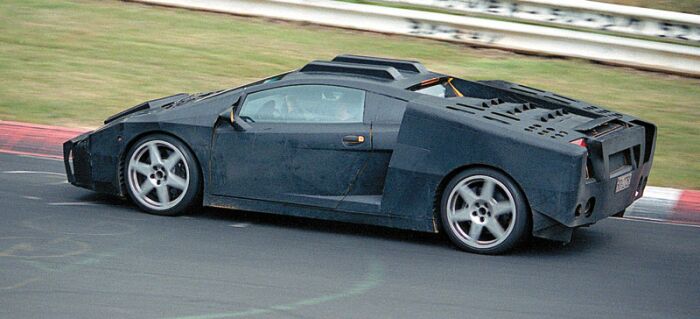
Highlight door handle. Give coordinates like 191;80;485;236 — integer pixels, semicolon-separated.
342;135;365;145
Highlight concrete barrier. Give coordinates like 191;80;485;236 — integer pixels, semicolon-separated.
380;0;700;43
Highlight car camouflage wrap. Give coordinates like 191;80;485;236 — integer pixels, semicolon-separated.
64;55;656;245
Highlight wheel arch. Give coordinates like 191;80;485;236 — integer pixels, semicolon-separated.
118;130;204;198
433;163;532;233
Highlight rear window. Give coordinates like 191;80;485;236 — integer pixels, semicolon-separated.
410;78;462;98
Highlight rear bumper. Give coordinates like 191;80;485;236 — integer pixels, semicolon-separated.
532;120;656;241
573;123;654;225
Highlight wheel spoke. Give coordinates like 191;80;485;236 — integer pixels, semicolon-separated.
492;201;513;217
148;143;162;165
167;174;187;190
457;186;479;204
468;223;483;240
452;208;470;223
156;186;169;204
163;152;182;171
138;180;155;197
485;219;506;238
131;161;151;176
480;179;495;200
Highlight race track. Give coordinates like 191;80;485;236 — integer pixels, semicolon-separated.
0;153;698;319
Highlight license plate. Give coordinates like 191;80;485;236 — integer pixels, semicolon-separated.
615;172;632;193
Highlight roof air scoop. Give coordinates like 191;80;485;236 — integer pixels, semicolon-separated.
299;60;403;81
332;54;428;74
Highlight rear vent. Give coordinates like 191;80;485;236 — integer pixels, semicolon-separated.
512;84;546;95
546;95;572;105
456;102;488;112
576;118;627;137
446;105;476;114
524;124;568;139
537;109;569;123
483;116;510;125
492;102;534;115
609;149;632;176
631;120;656;163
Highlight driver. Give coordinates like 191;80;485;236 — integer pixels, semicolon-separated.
282;94;309;121
335;97;361;122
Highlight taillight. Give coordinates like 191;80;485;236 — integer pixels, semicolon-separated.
570;138;587;148
570;138;593;179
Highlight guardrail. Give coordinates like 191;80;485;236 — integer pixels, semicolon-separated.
132;0;700;76
381;0;700;43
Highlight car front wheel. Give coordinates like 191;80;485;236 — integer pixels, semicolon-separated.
440;168;529;254
124;134;201;216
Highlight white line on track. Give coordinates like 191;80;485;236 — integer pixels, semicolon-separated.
18;154;63;162
616;216;700;228
47;202;101;206
45;180;69;185
2;170;64;176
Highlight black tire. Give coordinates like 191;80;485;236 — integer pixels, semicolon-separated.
439;167;530;254
123;134;201;216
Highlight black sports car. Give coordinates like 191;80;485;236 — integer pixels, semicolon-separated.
64;55;656;254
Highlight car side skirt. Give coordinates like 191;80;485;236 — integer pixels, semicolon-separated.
204;194;438;233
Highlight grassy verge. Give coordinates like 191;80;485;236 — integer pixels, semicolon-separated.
0;0;698;189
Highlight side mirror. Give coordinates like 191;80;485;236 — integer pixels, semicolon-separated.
218;107;235;126
218;107;251;131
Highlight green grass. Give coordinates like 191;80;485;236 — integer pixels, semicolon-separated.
0;0;698;189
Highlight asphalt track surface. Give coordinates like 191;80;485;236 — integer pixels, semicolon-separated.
0;153;698;319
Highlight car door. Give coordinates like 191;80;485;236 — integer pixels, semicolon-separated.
335;92;407;213
209;84;372;209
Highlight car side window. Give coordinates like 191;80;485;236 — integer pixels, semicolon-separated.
239;85;365;123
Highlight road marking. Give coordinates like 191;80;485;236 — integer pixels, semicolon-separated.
0;149;63;160
45;180;69;185
166;259;384;319
0;237;91;259
0;276;41;290
20;216;139;236
228;223;250;228
2;170;64;176
22;196;41;200
18;154;63;162
617;216;700;228
47;202;100;206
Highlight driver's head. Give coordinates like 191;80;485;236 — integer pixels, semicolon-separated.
284;95;297;112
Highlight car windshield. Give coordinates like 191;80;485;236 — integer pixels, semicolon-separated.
196;72;291;102
410;78;462;98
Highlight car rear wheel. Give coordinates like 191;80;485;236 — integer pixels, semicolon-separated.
440;168;529;254
124;134;200;216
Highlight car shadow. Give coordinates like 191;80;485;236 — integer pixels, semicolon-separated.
189;205;606;257
77;193;607;257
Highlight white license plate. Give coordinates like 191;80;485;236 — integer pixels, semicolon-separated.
615;172;632;193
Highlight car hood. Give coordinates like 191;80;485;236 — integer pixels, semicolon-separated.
103;93;190;125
